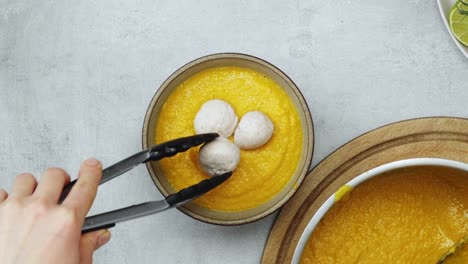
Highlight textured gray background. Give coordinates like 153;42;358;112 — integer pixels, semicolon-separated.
1;0;467;263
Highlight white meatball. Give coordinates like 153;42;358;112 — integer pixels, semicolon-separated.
234;111;274;150
198;137;240;176
194;99;238;138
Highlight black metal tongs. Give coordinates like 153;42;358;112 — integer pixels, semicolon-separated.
59;133;232;233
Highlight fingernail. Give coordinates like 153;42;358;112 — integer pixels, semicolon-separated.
97;230;111;248
85;157;100;166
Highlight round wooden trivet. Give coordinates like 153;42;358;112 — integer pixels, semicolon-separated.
261;117;468;264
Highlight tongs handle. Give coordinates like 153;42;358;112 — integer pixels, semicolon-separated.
81;172;232;233
59;133;218;202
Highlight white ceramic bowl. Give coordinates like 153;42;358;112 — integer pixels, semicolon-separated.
292;158;468;263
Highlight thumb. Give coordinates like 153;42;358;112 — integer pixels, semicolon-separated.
79;229;111;264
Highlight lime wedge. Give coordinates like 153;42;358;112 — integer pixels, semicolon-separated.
459;0;468;7
450;1;468;46
456;1;468;15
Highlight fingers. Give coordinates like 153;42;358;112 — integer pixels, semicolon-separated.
0;189;7;202
34;168;71;203
11;173;37;198
79;229;111;264
63;158;102;220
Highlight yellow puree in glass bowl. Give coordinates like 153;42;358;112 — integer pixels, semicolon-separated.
301;166;468;263
155;66;303;211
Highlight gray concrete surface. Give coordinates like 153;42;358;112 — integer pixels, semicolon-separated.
1;0;467;263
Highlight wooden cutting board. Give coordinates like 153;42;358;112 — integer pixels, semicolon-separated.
261;117;468;264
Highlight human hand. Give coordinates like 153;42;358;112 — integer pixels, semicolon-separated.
0;158;111;264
